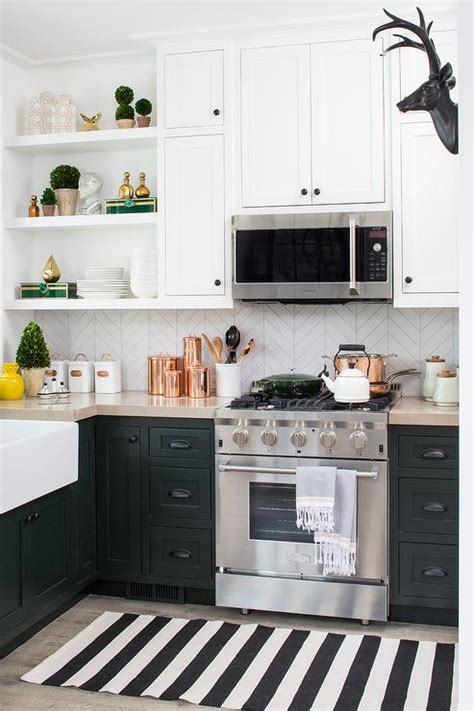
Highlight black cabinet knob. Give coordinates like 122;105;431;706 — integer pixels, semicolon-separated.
24;514;33;524
129;436;138;444
405;276;413;284
33;512;39;521
313;188;321;195
213;108;220;116
300;188;308;196
214;279;221;286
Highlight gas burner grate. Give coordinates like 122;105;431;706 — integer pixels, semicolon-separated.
228;390;394;412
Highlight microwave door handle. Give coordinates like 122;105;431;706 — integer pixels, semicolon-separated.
349;218;359;296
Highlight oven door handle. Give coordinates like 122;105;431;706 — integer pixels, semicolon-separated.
218;463;377;480
349;217;360;296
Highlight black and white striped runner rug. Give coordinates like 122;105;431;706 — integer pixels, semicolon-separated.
21;611;457;710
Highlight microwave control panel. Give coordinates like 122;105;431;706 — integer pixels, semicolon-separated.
357;227;388;282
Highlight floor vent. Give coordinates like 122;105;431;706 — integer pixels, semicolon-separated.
126;582;184;603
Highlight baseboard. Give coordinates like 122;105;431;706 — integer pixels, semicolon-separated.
390;604;458;627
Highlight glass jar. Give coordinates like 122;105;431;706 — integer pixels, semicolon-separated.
0;363;24;400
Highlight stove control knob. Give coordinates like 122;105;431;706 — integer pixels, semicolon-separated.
261;429;278;447
350;431;368;451
290;430;307;448
319;429;337;449
232;428;249;446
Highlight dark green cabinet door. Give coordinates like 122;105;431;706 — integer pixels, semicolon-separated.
0;506;29;640
28;488;74;616
96;424;141;575
77;420;97;586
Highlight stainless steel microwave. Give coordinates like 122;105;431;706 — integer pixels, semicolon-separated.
232;211;392;303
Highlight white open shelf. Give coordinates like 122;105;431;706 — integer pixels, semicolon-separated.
3;298;163;311
4;213;158;231
4;126;157;155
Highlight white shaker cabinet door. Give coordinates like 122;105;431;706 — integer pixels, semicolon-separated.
400;122;458;295
165;50;224;128
165;135;225;296
240;44;312;207
311;39;385;204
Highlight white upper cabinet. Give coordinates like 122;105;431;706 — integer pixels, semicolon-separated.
165;50;224;128
400;122;458;297
311;39;385;204
240;44;312;207
165;134;225;296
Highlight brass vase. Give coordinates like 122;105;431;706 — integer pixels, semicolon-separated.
21;367;46;397
55;188;78;216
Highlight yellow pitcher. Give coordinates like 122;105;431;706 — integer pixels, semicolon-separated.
0;363;25;400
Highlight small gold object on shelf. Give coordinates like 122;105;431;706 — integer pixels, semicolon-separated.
135;171;150;198
118;171;134;199
42;254;61;283
28;195;39;218
79;112;102;131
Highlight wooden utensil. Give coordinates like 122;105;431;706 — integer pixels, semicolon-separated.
201;333;220;363
237;338;255;364
212;336;224;364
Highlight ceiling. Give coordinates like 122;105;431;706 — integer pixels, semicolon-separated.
0;0;456;63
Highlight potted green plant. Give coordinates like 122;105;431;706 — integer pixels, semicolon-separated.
50;164;81;216
135;98;152;127
115;85;135;128
16;321;51;397
40;187;57;216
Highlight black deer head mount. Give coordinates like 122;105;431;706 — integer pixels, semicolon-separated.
373;7;458;154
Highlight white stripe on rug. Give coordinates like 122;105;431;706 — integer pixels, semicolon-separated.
222;627;291;709
99;618;188;694
266;631;328;710
141;620;224;699
356;637;401;710
180;623;259;705
21;611;123;684
310;633;363;709
404;640;437;710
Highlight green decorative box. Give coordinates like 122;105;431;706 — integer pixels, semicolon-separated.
104;197;157;214
20;282;77;299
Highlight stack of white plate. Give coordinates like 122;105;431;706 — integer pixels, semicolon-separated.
78;266;129;299
130;249;157;298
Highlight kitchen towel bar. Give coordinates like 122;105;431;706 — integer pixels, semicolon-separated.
218;463;377;479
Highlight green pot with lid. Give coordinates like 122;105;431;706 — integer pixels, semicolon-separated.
256;369;324;399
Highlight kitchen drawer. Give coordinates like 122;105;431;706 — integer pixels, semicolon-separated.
398;434;458;471
148;465;212;521
149;527;212;581
399;542;458;600
398;478;458;535
148;427;211;461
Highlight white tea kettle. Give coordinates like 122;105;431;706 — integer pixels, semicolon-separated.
321;363;370;403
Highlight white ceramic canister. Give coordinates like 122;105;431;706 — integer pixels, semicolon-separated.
45;357;68;389
94;354;122;394
422;355;446;401
67;353;95;393
433;370;459;407
215;363;242;398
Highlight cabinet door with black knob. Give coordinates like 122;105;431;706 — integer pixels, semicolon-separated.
149;526;213;583
0;505;29;640
96;424;141;575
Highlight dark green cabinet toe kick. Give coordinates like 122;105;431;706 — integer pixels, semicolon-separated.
389;425;459;626
1;417;458;652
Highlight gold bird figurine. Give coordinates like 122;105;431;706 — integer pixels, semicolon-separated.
80;112;102;131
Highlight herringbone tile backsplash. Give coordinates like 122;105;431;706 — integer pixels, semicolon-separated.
35;304;459;396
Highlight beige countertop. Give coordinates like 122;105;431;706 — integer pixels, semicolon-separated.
388;396;459;427
0;391;231;422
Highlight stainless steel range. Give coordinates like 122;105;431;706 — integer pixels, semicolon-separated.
215;392;393;623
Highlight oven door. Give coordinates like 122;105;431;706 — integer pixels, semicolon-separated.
216;454;387;582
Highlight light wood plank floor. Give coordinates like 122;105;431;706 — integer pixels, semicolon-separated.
0;594;458;710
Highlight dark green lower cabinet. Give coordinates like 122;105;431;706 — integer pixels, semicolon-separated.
0;507;29;639
149;527;213;582
76;420;97;587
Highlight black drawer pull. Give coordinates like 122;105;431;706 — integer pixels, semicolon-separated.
129;436;138;444
169;548;192;559
169;440;192;449
422;566;448;578
421;501;448;513
420;449;448;460
169;488;192;499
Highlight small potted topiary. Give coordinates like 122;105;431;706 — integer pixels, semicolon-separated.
40;187;57;216
50;164;81;216
115;85;135;128
135;98;152;127
16;321;51;397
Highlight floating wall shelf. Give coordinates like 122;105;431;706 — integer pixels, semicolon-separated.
4;213;158;231
3;298;163;311
5;126;157;155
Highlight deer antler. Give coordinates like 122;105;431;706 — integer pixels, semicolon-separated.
373;7;441;77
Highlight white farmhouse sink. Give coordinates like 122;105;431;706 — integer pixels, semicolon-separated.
0;420;78;514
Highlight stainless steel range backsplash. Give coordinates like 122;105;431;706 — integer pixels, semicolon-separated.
34;304;459;396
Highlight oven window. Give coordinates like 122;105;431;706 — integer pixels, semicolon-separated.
235;228;350;283
249;483;313;543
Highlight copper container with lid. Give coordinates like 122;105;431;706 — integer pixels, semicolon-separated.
148;354;178;395
187;363;211;398
182;336;202;395
164;369;182;398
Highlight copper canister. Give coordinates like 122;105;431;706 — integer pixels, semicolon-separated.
148;355;178;395
182;336;202;395
164;369;182;398
187;364;211;398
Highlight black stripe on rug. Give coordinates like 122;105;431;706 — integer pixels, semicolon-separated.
381;639;419;711
333;634;382;710
427;643;456;711
288;633;345;710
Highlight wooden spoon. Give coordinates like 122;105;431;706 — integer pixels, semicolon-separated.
211;336;224;364
201;333;220;363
